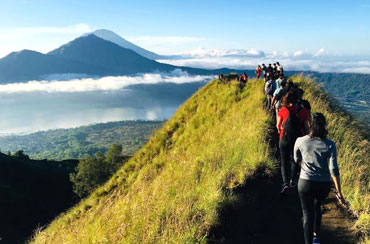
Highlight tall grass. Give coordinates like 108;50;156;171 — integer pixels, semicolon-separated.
292;75;370;243
29;79;275;244
30;75;368;244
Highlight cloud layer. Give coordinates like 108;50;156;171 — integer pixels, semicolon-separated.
158;48;370;74
0;70;214;94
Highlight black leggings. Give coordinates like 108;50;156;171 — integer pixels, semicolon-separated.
298;179;331;244
279;139;299;186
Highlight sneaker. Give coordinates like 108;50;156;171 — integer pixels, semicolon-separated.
280;185;290;195
313;237;320;244
290;180;297;188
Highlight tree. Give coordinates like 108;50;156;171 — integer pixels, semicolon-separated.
70;144;126;198
105;144;124;175
14;150;29;159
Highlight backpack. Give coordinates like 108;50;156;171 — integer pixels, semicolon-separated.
282;107;302;143
299;99;311;111
265;80;274;96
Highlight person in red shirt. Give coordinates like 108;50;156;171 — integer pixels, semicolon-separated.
255;65;262;80
276;91;310;194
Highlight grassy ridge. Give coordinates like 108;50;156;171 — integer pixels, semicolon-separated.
293;75;370;243
30;79;275;243
30;75;369;243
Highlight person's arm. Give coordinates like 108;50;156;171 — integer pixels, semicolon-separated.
302;109;310;135
303;119;310;135
332;175;345;204
271;96;276;109
293;138;302;164
328;141;345;204
276;114;282;133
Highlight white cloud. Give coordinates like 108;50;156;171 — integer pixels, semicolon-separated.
127;36;205;44
293;50;304;57
0;70;214;94
171;47;265;58
157;50;370;74
315;48;326;56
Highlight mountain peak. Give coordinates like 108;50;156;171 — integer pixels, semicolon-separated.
88;29;163;60
2;49;43;61
92;29;121;37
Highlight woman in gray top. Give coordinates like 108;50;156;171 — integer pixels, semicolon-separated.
294;113;345;244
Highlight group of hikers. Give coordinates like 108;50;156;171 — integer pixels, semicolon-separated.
256;62;284;80
218;72;249;87
219;63;346;244
259;62;345;244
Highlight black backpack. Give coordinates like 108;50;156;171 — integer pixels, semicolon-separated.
282;107;302;143
299;99;311;111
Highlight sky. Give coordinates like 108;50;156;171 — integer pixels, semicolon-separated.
0;0;370;72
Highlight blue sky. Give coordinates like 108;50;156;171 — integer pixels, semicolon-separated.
1;0;369;54
0;0;369;73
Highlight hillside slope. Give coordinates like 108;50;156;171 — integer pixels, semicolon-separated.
29;76;369;243
292;75;370;243
29;78;274;243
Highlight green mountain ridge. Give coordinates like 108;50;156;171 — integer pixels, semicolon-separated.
0;120;164;160
28;75;369;243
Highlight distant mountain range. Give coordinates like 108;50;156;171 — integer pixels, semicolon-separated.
0;30;249;83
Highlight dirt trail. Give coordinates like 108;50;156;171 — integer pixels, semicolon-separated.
208;120;358;244
208;174;358;244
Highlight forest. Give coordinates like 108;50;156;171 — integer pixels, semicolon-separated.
0;120;163;160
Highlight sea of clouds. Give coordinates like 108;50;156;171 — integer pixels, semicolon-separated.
159;48;370;74
0;69;215;94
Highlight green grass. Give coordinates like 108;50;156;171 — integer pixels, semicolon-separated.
29;78;275;244
292;74;370;243
29;75;369;244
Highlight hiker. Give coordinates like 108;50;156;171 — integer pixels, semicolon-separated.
271;80;287;116
273;63;278;79
267;64;273;78
239;72;248;87
277;62;284;75
255;65;262;80
271;80;294;111
275;74;285;89
294;113;345;244
264;77;276;110
218;73;225;83
262;63;267;79
297;88;311;115
276;92;310;194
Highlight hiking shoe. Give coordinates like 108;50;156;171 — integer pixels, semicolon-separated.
280;185;290;195
313;237;320;244
290;180;297;188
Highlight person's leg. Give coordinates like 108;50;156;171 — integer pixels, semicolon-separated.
267;95;272;109
290;144;300;185
279;139;290;187
313;182;331;237
298;179;315;244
